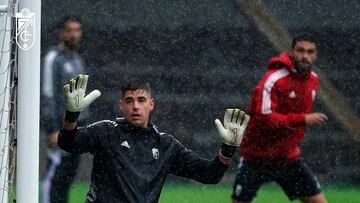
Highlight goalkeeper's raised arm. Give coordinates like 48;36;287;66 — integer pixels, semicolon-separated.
62;74;101;129
58;75;250;203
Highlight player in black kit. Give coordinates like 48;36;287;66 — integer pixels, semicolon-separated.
58;74;250;203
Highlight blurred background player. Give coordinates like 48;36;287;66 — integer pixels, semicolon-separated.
232;34;328;203
40;16;88;203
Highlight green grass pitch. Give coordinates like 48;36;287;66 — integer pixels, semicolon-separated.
69;182;360;203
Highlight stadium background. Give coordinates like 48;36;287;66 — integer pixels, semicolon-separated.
40;0;360;188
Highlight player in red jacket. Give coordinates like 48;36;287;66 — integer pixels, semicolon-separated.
232;34;328;203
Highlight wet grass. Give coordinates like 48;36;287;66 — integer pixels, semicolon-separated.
69;182;360;203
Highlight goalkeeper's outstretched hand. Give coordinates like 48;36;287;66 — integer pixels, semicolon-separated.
215;109;250;147
63;74;101;122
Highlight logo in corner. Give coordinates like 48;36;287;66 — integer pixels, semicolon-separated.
15;8;35;51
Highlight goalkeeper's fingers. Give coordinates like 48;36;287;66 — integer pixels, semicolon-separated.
64;84;70;96
75;74;83;90
83;90;101;106
241;114;250;127
215;119;227;135
80;74;89;89
73;74;89;90
226;109;245;124
223;109;234;124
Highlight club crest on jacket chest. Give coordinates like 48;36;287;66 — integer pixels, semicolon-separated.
152;148;160;160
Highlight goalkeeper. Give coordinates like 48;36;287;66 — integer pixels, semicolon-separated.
58;75;250;203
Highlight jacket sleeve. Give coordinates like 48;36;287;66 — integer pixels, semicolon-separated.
169;139;229;184
58;121;112;154
249;80;305;129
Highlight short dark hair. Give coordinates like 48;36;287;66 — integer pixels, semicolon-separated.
121;79;151;97
56;15;82;31
291;33;316;49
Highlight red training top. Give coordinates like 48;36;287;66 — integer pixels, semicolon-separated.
240;52;318;163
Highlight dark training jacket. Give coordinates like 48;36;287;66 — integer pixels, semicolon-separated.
58;118;229;203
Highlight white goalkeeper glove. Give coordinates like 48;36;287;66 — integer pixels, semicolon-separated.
215;109;250;147
63;74;101;122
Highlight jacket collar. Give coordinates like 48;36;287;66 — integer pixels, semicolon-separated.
267;52;311;79
115;117;159;135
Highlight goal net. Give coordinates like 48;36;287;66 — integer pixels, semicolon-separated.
0;1;18;203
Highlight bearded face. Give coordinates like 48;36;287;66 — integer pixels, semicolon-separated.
60;21;82;51
290;41;317;73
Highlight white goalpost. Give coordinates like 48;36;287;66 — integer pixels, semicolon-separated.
0;2;13;202
16;0;41;202
0;0;40;202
